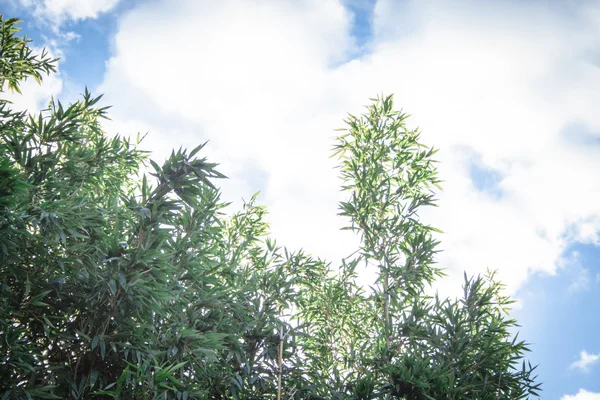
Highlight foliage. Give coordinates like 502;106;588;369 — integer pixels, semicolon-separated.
0;14;541;399
0;15;57;94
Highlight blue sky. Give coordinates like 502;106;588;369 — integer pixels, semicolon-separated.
2;0;600;398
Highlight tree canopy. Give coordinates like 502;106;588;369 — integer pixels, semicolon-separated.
0;14;541;399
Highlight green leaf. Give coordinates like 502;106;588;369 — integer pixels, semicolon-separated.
108;279;117;295
99;340;106;360
150;159;161;173
91;336;100;350
90;370;99;388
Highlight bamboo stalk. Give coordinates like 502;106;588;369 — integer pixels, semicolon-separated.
277;326;284;400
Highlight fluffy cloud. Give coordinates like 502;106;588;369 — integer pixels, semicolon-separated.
18;0;120;26
99;0;600;296
562;389;600;400
568;266;592;293
571;350;600;372
100;0;360;263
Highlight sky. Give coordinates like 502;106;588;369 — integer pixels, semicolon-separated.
1;0;600;398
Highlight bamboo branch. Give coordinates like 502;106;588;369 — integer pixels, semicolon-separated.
277;326;284;400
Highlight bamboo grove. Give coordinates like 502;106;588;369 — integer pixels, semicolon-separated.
0;15;541;399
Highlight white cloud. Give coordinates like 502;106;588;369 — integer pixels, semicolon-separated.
568;267;591;293
98;0;600;297
571;350;600;372
99;0;360;263
562;389;600;400
18;0;120;26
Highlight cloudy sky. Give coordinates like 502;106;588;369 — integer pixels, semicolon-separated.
2;0;600;397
